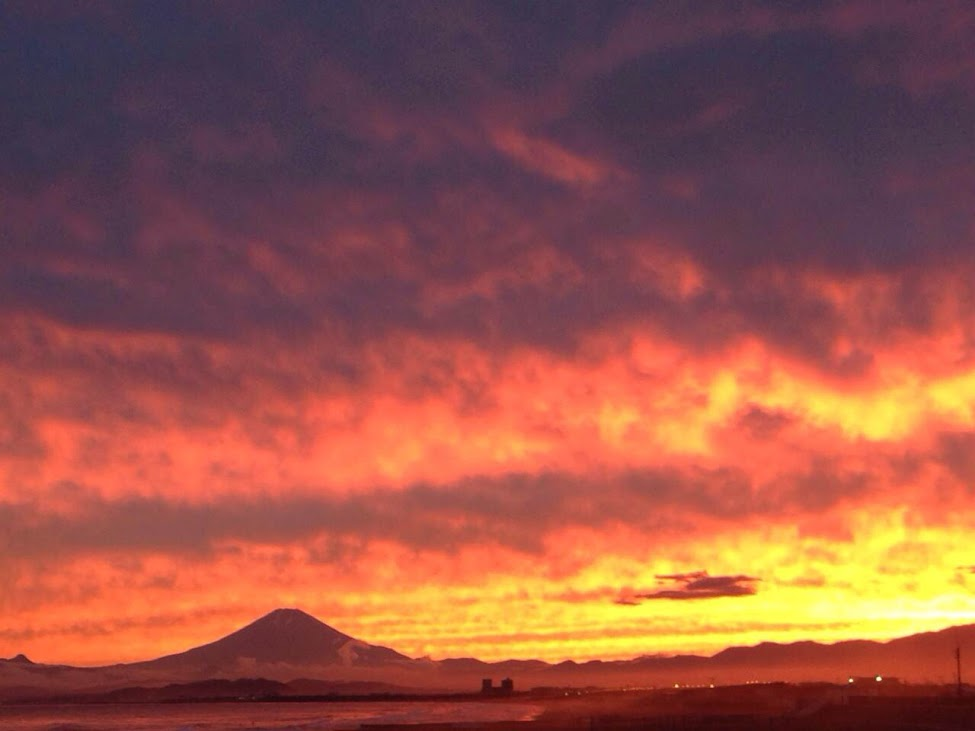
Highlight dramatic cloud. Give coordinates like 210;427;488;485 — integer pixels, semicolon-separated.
2;0;975;665
634;573;760;601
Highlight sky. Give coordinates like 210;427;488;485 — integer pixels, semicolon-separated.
2;0;975;668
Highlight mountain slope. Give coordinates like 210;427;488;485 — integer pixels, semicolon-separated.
141;608;410;672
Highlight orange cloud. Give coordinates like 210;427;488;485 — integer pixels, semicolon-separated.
4;0;975;671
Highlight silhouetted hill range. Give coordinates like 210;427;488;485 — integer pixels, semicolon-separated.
2;608;973;700
28;676;419;704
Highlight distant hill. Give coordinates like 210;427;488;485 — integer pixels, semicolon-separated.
3;608;974;700
32;676;420;704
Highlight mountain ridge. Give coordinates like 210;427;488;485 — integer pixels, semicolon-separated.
133;608;411;672
3;609;974;699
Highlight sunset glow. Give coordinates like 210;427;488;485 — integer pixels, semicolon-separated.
2;1;975;668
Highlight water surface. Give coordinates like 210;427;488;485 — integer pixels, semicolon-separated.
0;699;543;731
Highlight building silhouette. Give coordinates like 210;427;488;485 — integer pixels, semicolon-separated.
480;677;514;696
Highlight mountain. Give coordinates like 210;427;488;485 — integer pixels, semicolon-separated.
698;623;975;683
0;609;421;700
135;608;411;677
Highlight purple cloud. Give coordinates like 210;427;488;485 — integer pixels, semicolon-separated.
633;572;760;601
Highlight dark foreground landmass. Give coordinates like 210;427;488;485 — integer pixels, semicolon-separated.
361;684;975;731
12;682;975;730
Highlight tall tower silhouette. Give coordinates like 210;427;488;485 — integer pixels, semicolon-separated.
957;645;963;698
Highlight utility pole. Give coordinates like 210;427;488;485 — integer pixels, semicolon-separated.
957;644;963;698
